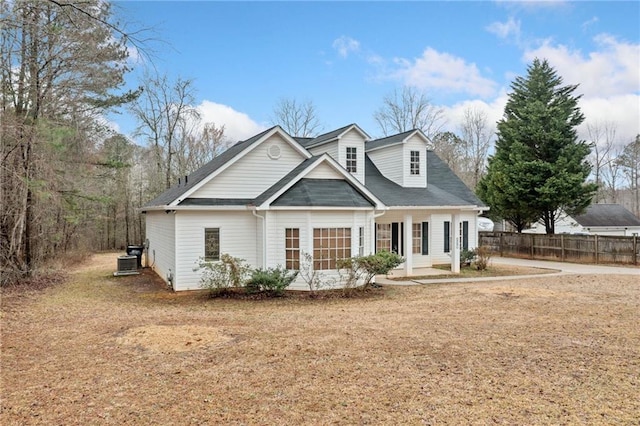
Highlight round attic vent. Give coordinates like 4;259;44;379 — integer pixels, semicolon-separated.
267;144;281;159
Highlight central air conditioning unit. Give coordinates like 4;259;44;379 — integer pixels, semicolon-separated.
114;255;140;276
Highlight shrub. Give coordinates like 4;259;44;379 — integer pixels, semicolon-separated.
247;267;298;296
352;250;404;289
195;254;251;296
460;249;476;267
472;246;492;271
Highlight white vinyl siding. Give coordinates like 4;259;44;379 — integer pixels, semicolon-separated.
145;211;176;288
173;211;257;291
190;134;306;199
367;145;403;186
305;162;344;179
309;141;339;161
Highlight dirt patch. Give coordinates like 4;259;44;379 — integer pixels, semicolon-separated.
117;325;233;353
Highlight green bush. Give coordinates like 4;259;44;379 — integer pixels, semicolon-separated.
352;250;404;289
247;267;297;296
195;254;251;296
460;249;476;267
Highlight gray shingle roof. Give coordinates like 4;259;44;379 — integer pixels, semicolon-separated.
365;129;417;151
574;204;640;227
364;151;485;207
143;126;276;207
272;179;375;207
298;123;357;148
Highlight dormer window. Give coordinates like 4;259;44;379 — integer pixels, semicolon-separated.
346;147;357;173
410;150;420;175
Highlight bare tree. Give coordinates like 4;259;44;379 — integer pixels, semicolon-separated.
459;106;493;189
619;135;640;216
129;72;199;192
174;121;231;173
270;98;322;137
587;120;617;202
600;145;625;203
373;86;445;139
431;131;465;177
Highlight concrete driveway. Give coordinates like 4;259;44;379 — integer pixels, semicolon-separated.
379;256;639;286
492;256;640;276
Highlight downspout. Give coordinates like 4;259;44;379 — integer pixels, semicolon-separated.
251;208;266;268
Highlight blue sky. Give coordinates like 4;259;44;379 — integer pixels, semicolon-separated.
111;1;640;145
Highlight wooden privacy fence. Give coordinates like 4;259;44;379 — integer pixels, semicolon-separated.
479;232;640;265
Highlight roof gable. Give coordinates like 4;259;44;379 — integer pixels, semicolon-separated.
254;153;383;209
143;126;311;208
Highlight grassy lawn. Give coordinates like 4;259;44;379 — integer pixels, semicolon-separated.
2;253;638;424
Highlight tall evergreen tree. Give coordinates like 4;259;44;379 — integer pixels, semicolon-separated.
478;59;597;234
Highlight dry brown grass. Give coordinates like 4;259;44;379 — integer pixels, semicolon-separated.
2;253;638;425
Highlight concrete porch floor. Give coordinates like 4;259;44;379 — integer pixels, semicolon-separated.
375;267;452;286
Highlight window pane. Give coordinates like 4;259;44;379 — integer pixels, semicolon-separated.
204;228;220;261
312;227;352;270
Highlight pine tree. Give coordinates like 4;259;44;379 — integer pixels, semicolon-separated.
478;59;597;234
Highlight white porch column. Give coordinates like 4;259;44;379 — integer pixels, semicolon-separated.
451;213;461;273
404;214;413;276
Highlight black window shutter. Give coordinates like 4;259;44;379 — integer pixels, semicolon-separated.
462;221;469;251
444;221;450;253
421;222;429;255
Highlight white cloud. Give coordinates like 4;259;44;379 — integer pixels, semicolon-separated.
581;16;599;31
390;48;498;98
440;94;508;136
522;34;640;141
524;34;640;97
486;17;521;41
578;94;640;143
332;36;360;58
196;100;265;142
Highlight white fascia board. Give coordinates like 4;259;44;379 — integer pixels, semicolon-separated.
169;127;312;206
257;153;386;210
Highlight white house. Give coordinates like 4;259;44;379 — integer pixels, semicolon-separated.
142;124;487;291
523;204;640;236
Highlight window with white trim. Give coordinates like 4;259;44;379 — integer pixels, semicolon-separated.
412;223;421;254
346;147;357;173
285;228;300;270
376;223;391;252
410;150;420;175
204;228;220;261
358;227;365;256
313;228;351;270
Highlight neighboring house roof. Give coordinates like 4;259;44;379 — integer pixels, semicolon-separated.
574;204;640;227
364;152;485;208
365;129;428;152
271;179;375;207
299;123;370;149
